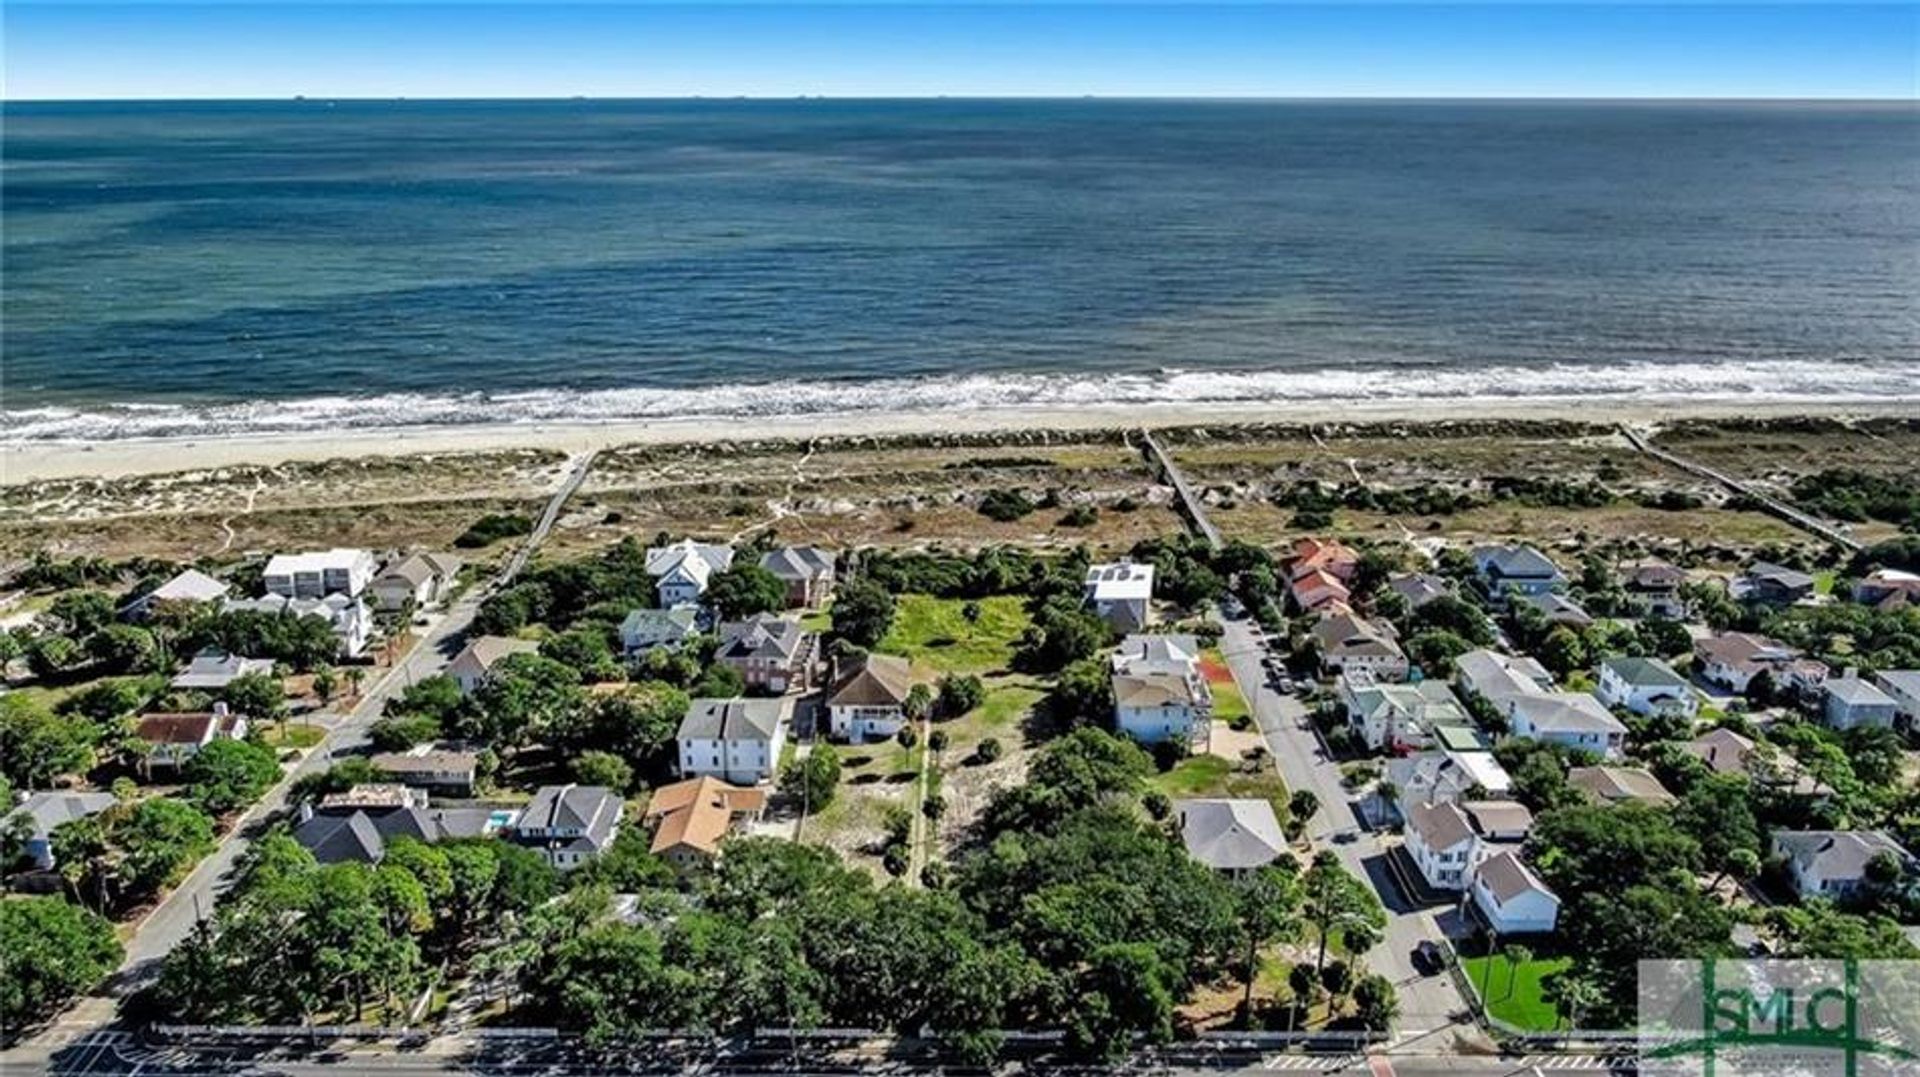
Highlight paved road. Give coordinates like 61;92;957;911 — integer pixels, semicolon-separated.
1215;615;1475;1045
21;1030;1640;1077
3;454;600;1073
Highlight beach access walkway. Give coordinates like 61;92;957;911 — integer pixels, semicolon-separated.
1140;428;1222;551
1620;424;1861;552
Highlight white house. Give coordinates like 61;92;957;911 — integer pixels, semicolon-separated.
1595;655;1698;720
1174;798;1288;876
508;784;623;871
1771;830;1913;903
1504;692;1627;758
645;540;734;608
1693;633;1827;694
222;592;372;658
1453;649;1554;703
1823;675;1899;732
1404;801;1479;890
133;705;250;773
1382;751;1513;823
369;552;462;612
1311;612;1408;680
1084;561;1154;632
124;568;230;620
1113;671;1206;747
676;697;792;786
263;548;378;599
4;792;119;870
826;654;914;742
447;635;540;695
170;650;276;691
1404;799;1535;892
1470;851;1560;935
1111;634;1213;723
1340;674;1472;753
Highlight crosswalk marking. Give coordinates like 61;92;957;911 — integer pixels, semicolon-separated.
1261;1054;1362;1070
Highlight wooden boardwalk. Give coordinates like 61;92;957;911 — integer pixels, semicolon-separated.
1619;426;1860;552
1139;429;1222;551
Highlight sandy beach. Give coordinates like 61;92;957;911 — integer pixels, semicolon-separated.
8;396;1919;484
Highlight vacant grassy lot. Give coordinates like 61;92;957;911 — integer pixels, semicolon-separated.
1152;753;1289;818
877;594;1030;676
1460;954;1572;1031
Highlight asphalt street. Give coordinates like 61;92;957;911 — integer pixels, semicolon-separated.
1214;615;1477;1044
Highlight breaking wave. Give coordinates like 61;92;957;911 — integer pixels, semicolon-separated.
5;358;1918;443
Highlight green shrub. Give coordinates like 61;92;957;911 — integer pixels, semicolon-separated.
454;513;533;548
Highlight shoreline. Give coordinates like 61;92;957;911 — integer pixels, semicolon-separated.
7;396;1920;484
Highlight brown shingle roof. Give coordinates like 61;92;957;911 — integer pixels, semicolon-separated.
828;653;914;708
134;712;220;745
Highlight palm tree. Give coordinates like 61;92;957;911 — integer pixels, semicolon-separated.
1374;780;1399;826
1500;943;1533;1002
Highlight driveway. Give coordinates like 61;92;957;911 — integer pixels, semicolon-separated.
1215;615;1474;1042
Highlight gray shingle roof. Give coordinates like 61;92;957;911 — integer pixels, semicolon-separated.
678;698;791;742
1175;799;1287;871
1474;544;1564;581
6;792;118;841
716;614;808;662
1773;830;1911;883
759;546;836;580
1407;800;1475;852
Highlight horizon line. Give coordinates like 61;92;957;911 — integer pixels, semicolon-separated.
11;93;1915;104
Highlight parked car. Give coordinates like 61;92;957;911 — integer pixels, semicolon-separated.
1412;940;1444;976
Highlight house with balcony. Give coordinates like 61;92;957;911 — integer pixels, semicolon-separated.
826;653;915;742
1470;544;1565;603
714;614;815;694
263;548;378;599
1595;655;1697;720
758;546;837;609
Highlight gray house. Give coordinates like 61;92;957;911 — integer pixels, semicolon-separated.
509;784;624;871
1470;545;1566;601
619;607;701;655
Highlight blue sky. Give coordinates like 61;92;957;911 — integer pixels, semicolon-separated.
6;3;1914;100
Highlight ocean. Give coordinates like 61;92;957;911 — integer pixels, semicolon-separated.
4;98;1917;441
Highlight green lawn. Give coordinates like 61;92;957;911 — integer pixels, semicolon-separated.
1202;649;1249;724
256;721;325;749
1151;753;1289;817
876;594;1031;675
798;607;833;633
1459;955;1571;1031
968;680;1045;731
